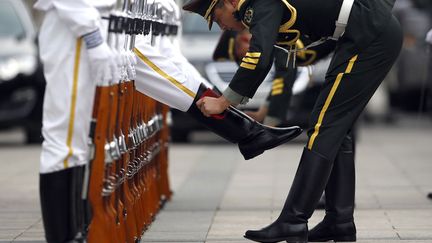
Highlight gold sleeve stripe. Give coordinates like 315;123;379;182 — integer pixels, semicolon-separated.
272;83;284;90
134;48;196;98
240;62;256;70
308;55;359;150
271;89;283;95
242;57;259;64
228;38;235;61
245;52;261;58
63;38;82;169
273;78;283;84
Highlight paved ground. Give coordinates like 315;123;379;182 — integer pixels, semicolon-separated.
0;117;432;243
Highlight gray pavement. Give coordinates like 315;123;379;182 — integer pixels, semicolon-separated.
0;119;432;243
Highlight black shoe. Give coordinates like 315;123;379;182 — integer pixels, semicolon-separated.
309;133;356;242
428;193;432;200
315;194;326;209
244;221;307;243
187;84;302;160
244;148;333;243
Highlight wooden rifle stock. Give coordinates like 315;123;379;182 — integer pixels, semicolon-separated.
87;85;120;243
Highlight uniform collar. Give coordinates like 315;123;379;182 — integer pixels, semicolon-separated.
234;0;251;20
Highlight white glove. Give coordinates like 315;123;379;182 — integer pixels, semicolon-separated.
126;51;137;80
426;29;432;45
84;30;119;84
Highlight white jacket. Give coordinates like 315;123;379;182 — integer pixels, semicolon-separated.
34;0;115;37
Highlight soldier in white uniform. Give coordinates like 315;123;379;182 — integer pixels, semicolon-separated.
34;0;117;242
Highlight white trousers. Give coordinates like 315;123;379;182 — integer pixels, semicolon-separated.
38;10;96;173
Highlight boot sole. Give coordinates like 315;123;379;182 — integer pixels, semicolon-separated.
244;235;307;243
241;129;303;160
309;234;356;242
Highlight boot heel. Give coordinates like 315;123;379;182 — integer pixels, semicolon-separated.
240;149;264;160
334;234;356;242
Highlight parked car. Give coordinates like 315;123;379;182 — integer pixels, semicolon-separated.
0;0;45;143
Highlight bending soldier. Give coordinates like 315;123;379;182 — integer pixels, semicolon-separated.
183;0;402;242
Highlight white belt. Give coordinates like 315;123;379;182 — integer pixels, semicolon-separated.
276;0;355;67
331;0;354;40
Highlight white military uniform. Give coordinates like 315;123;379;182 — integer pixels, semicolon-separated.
35;0;114;173
133;0;211;112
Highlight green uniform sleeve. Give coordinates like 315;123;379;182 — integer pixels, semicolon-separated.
223;0;284;104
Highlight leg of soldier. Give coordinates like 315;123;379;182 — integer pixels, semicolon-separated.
244;16;402;243
38;10;95;242
308;130;356;242
133;36;301;160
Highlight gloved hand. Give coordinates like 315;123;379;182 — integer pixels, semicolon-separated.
426;29;432;45
126;51;137;80
84;29;119;84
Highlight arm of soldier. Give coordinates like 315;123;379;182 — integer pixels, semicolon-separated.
309;54;333;84
133;37;201;112
159;37;215;89
223;0;284;105
51;0;101;37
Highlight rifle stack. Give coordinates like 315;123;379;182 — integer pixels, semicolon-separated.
81;1;179;242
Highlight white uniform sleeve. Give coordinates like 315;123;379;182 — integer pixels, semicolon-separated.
310;54;333;83
159;37;214;88
134;37;201;112
426;28;432;45
52;0;101;37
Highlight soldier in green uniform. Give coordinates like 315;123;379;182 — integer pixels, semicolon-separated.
183;0;402;242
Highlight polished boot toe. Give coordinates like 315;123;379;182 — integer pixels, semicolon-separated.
309;219;356;242
239;124;302;160
244;221;307;243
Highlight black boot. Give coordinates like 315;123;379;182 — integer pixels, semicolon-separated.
308;134;356;242
315;193;326;209
244;148;333;243
40;166;86;243
187;84;302;160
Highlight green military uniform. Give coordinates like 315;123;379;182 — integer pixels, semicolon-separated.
186;0;401;161
184;0;402;242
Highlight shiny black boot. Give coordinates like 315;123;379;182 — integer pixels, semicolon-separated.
40;166;86;243
308;133;356;242
244;148;333;243
187;84;302;160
